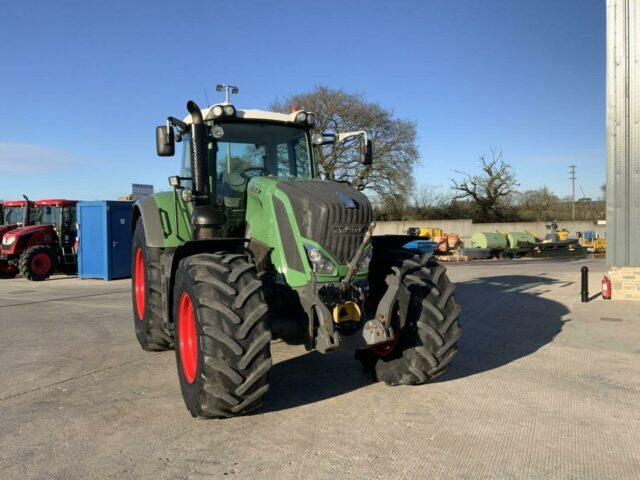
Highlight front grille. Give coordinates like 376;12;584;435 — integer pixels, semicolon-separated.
277;180;373;264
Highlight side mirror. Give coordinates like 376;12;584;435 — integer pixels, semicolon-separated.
363;138;374;166
156;126;175;157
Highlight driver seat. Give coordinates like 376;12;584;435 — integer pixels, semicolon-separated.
221;172;247;208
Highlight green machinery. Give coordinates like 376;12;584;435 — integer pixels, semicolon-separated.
131;88;462;418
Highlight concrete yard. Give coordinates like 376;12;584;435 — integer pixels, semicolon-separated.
1;259;639;479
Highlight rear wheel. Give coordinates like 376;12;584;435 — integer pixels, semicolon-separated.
173;252;271;418
131;219;172;351
356;251;462;385
19;246;56;281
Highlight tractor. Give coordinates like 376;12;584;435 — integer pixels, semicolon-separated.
131;88;461;418
1;199;78;280
0;197;33;278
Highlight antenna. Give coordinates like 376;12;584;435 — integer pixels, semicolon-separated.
215;83;239;104
203;88;210;107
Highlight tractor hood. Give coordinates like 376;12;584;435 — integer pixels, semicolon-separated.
5;224;55;237
0;224;20;239
275;179;373;264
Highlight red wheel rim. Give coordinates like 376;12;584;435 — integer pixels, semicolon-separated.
31;253;52;276
178;292;198;384
134;248;145;320
371;326;400;357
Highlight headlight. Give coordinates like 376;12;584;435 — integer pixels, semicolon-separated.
306;113;316;127
2;235;16;246
357;248;372;272
212;105;224;118
295;111;308;124
304;245;336;275
223;105;236;117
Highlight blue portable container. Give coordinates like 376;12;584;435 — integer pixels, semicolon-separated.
77;201;134;280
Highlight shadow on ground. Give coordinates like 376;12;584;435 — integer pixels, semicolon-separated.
435;274;570;382
263;274;570;412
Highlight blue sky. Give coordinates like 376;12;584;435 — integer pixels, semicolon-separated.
0;0;604;201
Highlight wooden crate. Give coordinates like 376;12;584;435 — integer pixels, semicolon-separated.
435;254;469;262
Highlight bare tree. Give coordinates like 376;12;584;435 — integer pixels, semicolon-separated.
450;149;519;221
271;86;419;200
518;187;559;221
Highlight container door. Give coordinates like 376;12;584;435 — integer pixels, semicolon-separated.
78;204;105;278
109;206;133;279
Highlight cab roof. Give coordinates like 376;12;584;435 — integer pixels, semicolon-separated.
183;105;300;125
35;199;77;206
2;200;27;207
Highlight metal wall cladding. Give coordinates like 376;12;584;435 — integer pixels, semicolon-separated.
607;0;640;266
77;201;134;280
277;180;373;264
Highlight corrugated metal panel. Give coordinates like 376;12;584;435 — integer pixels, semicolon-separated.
606;0;640;266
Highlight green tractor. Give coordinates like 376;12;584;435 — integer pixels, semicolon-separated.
132;89;461;418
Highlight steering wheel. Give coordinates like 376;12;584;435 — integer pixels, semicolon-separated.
240;167;270;180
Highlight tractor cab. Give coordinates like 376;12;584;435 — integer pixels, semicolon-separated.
0;198;34;233
1;199;78;280
32;199;78;238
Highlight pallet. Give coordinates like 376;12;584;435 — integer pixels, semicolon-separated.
435;254;468;262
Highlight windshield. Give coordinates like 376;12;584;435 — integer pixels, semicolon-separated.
213;122;312;179
34;205;62;226
3;206;24;225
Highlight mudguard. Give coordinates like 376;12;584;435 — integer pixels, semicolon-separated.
131;196;166;248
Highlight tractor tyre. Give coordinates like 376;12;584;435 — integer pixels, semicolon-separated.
356;251;462;385
0;261;18;279
173;252;271;419
19;245;56;281
131;219;172;351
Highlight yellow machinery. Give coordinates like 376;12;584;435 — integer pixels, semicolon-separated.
579;231;607;253
418;227;443;239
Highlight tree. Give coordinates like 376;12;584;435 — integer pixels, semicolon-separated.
450;149;519;222
271;86;419;200
518;187;559;221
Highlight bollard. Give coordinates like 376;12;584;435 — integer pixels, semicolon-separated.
581;266;589;302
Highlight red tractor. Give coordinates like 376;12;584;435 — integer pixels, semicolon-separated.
0;197;33;278
1;199;78;281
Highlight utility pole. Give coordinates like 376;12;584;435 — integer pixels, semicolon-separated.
570;164;576;220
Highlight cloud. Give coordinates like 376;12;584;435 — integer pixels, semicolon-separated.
0;142;90;174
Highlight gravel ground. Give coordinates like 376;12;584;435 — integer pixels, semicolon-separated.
0;258;638;479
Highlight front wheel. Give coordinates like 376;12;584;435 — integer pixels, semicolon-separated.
0;261;18;279
173;252;271;418
19;246;56;281
356;252;462;385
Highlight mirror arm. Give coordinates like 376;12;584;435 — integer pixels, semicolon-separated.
334;130;368;144
167;116;188;133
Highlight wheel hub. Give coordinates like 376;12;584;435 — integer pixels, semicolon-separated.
31;253;51;276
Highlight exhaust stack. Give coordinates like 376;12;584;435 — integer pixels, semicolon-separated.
186;101;226;239
186;101;209;204
22;195;31;226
